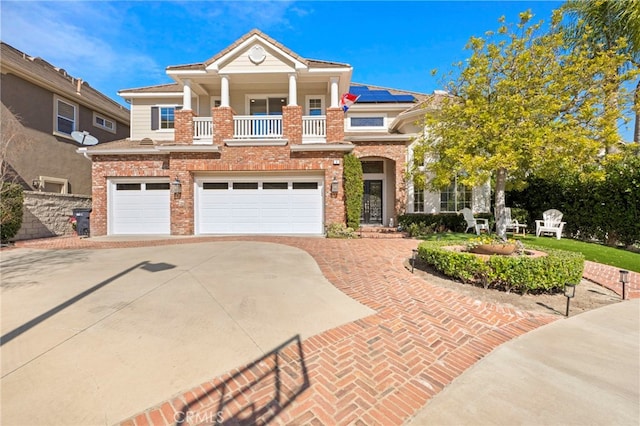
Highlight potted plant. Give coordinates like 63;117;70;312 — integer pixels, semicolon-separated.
466;235;518;255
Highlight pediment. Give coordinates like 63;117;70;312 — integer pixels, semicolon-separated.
206;33;307;74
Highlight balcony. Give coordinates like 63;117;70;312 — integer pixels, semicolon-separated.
191;115;327;144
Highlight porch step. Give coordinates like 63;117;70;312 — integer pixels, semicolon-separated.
358;226;409;239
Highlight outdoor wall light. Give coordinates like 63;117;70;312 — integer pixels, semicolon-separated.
171;178;182;194
564;283;576;317
330;176;339;194
620;270;629;300
32;178;42;191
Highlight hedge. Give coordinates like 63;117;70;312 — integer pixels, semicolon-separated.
0;182;24;243
417;241;584;294
399;212;494;236
343;153;363;230
507;149;640;246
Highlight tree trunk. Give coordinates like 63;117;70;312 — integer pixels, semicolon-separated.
495;167;507;240
634;78;639;143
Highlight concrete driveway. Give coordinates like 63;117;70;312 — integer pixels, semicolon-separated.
0;241;373;426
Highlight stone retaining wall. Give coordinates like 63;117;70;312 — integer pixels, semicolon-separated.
14;192;92;241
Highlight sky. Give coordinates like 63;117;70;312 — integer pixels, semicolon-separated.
1;0;635;141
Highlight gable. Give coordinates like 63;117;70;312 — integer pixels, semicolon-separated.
217;41;298;74
205;32;307;74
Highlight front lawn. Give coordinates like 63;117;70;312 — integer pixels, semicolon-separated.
418;232;640;273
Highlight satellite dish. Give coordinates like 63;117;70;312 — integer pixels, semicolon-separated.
71;130;99;146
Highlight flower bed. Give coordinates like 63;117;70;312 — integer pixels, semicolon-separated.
417;241;584;294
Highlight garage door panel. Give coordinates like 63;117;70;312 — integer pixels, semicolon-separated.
196;176;323;235
110;181;170;235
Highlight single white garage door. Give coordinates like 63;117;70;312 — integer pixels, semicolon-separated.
109;180;170;235
196;175;324;234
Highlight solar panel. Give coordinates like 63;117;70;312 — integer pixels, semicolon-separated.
348;86;416;103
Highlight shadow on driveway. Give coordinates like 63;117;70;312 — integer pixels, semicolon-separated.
173;334;309;426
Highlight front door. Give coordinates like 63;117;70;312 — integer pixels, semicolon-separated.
361;180;383;224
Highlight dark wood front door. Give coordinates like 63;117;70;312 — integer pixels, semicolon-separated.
361;180;383;224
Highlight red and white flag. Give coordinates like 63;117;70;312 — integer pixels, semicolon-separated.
340;93;360;112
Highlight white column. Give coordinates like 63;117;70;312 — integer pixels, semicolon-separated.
288;73;298;106
182;79;192;111
220;75;230;107
330;77;339;108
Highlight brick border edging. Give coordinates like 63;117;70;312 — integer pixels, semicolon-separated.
583;260;640;299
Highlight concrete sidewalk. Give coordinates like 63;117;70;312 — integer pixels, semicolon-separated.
407;299;640;426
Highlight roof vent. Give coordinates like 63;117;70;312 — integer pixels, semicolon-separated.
140;138;155;146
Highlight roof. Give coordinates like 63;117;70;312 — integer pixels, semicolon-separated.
0;42;130;124
166;29;351;72
118;83;183;94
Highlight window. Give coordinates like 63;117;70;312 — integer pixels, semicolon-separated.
362;161;384;174
263;182;288;190
93;113;116;133
414;190;425;213
35;176;69;194
116;183;141;191
308;99;322;115
248;96;287;115
151;106;176;130
233;182;259;190
292;182;318;190
54;96;77;136
350;117;384;127
440;179;472;212
203;182;228;190
146;183;170;190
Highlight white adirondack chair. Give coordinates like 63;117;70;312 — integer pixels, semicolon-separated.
504;207;527;235
535;209;566;240
461;208;489;235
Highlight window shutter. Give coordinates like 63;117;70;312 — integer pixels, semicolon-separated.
151;107;159;130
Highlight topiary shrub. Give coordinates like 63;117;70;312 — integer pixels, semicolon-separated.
417;241;584;294
343;153;363;229
0;182;24;243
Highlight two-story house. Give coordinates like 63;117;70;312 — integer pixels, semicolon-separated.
81;29;489;236
1;42;130;196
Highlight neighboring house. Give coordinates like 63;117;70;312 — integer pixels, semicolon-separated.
81;29;489;236
0;41;130;195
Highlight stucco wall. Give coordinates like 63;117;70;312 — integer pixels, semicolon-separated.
14;191;92;240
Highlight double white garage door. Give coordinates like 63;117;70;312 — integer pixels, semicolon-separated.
109;174;324;235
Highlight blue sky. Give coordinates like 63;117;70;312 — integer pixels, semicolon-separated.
1;1;635;140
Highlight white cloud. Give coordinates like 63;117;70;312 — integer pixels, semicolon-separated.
1;1;163;98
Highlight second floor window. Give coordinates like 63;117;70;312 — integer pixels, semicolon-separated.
55;96;77;136
308;98;322;116
151;106;176;130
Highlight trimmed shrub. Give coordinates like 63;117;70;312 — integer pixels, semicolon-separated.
399;212;493;235
0;182;24;243
417;241;584;294
326;222;358;239
343;153;363;230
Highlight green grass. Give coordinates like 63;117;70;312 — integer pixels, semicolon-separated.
419;232;640;273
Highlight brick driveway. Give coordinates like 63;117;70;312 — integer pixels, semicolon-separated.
12;236;558;425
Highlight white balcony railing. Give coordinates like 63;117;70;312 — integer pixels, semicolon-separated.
194;117;213;140
192;115;327;143
233;116;283;139
302;115;326;142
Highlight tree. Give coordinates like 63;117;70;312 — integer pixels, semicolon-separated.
414;11;635;240
1;105;27;241
561;0;640;143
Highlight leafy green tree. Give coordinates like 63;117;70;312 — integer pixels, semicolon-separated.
414;11;635;240
0;182;24;243
561;0;640;143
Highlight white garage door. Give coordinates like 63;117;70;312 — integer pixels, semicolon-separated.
196;175;324;235
109;180;170;235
